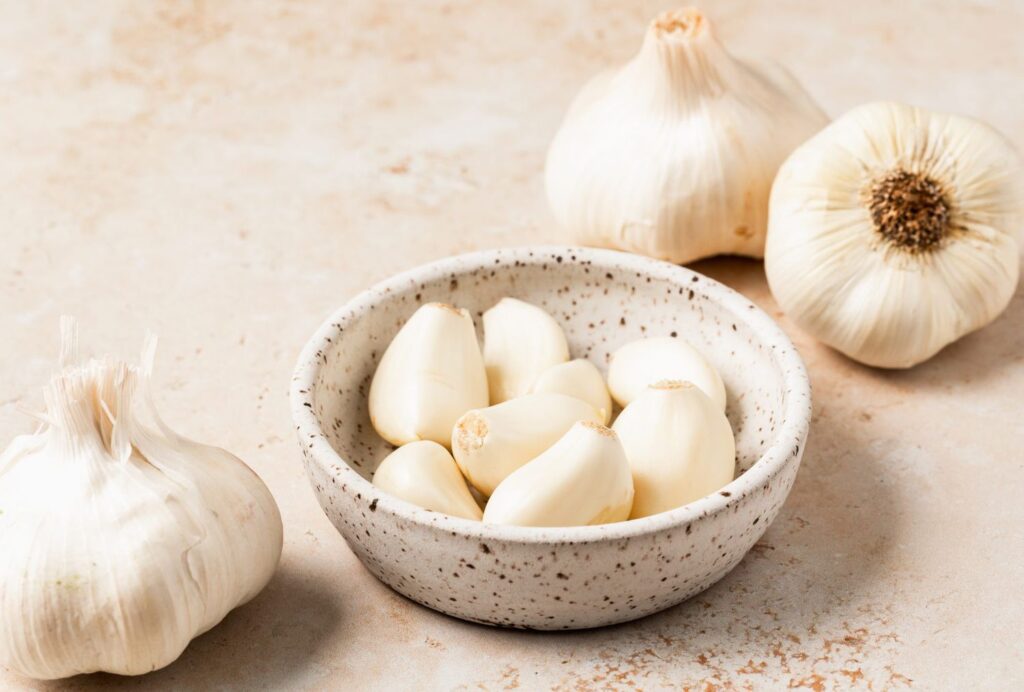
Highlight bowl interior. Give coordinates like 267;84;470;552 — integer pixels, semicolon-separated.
306;249;787;486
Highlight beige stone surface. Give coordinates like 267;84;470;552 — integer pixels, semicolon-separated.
1;1;1022;689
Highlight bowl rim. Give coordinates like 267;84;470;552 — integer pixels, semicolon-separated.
291;246;811;544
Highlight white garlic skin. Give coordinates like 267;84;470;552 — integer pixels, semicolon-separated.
766;102;1024;368
545;8;828;264
530;358;613;424
607;336;726;411
483;297;570;404
0;334;282;679
369;303;489;446
451;392;602;496
613;380;735;519
372;441;482;520
482;421;634;527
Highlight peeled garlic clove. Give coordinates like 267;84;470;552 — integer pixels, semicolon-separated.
452;392;602;496
369;302;489;446
0;321;282;680
530;358;613;424
482;421;634;527
545;8;828;264
483;297;570;404
613;380;735;518
766;102;1024;368
372;441;482;520
607;336;725;411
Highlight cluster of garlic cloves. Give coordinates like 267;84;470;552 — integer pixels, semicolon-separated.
369;298;737;527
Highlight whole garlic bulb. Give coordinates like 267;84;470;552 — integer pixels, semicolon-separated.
766;102;1024;368
482;421;634;527
545;7;828;264
369;302;489;446
372;441;482;520
613;380;735;518
0;322;283;679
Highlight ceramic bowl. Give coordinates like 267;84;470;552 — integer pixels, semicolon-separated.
291;246;810;630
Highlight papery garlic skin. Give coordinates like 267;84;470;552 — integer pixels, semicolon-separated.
607;336;726;410
483;298;570;404
373;441;482;520
452;392;601;496
613;380;735;518
482;421;634;527
530;359;613;424
369;303;489;446
766;102;1024;368
545;8;828;264
0;324;282;680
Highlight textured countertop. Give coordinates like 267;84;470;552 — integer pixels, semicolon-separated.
2;1;1022;689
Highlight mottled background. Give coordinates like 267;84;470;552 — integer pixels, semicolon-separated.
1;1;1022;689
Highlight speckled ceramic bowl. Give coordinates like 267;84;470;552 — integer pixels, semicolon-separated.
292;246;810;630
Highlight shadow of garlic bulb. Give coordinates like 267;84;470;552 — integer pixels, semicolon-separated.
765;101;1024;368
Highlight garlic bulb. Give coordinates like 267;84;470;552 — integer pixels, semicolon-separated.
530;358;613;424
369;302;489;446
482;421;634;527
451;392;601;496
545;7;828;264
766;102;1024;368
483;297;569;404
607;336;726;410
0;322;282;679
613;380;735;518
373;441;482;520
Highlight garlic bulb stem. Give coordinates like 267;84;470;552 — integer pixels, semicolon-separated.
627;10;737;109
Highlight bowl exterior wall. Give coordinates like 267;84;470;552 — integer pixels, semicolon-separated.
302;442;803;629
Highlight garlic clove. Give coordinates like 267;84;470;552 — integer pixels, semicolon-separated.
612;380;735;518
530;358;613;424
369;302;489;446
483;297;570;404
0;321;282;680
545;8;828;264
372;441;482;520
482;421;634;527
451;392;602;496
606;336;726;411
766;101;1024;368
